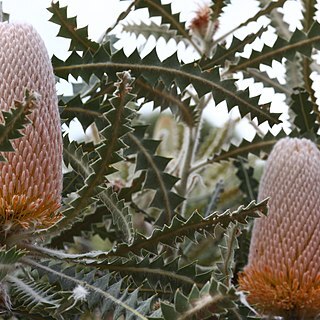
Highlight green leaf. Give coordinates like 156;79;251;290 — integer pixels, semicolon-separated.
234;158;259;203
213;0;286;46
0;4;9;22
62;170;84;196
53;46;281;125
99;187;133;244
290;88;318;135
301;0;316;32
0;246;26;281
63;136;92;179
125;126;184;225
200;27;267;70
132;0;201;54
113;199;268;257
23;246;209;294
258;0;291;40
285;55;304;92
209;129;290;163
228;23;320;73
63;133;134;245
216;225;240;286
89;254;211;294
47;203;125;248
128;131;183;223
8;275;60;313
25;259;153;320
48;1;99;53
122;21;189;47
59;93;109;131
211;0;230;22
134;78;198;127
48;71;136;245
246;68;291;95
158;279;239;320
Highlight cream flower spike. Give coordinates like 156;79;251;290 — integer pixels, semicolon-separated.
239;138;320;319
0;23;62;232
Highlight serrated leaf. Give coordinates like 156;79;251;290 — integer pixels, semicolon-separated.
125;127;184;224
134;77;198;126
122;21;189;46
48;1;99;53
26;259;152;320
258;0;291;40
160;278;240;320
8;275;60;313
59;93;109;130
211;0;230;22
228;23;320;73
99;187;133;244
48;72;136;246
246;68;291;95
88;254;211;294
113;199;268;257
291;88;318;135
301;0;316;32
0;246;26;281
132;0;202;53
216;225;240;286
214;0;286;46
63;136;92;179
234;159;259;203
209;129;290;163
200;26;267;70
285;54;304;90
53;47;281;125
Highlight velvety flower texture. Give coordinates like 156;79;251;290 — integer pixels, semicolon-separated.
239;138;320;318
0;23;62;231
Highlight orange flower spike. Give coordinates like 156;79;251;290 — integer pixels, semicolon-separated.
238;138;320;319
0;23;62;232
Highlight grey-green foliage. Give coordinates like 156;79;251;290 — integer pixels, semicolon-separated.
0;0;319;319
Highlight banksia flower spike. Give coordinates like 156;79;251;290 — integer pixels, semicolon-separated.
238;138;320;319
0;23;62;233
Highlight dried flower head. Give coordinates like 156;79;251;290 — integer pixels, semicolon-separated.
238;138;320;318
0;23;62;232
189;6;212;38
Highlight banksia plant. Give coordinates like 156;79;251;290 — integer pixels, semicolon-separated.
2;1;320;319
239;138;320;319
0;23;62;235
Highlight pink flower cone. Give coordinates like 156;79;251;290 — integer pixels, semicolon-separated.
0;23;62;231
238;138;320;318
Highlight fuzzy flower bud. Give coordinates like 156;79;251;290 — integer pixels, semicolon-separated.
238;138;320;318
189;6;212;38
0;23;62;232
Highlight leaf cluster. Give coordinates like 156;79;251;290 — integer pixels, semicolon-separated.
0;1;319;319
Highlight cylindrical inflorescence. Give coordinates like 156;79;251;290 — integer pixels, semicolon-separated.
238;138;320;318
0;23;62;231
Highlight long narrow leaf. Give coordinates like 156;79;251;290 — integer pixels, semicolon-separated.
53;47;280;125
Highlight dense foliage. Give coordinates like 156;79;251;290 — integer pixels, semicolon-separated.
1;0;319;319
